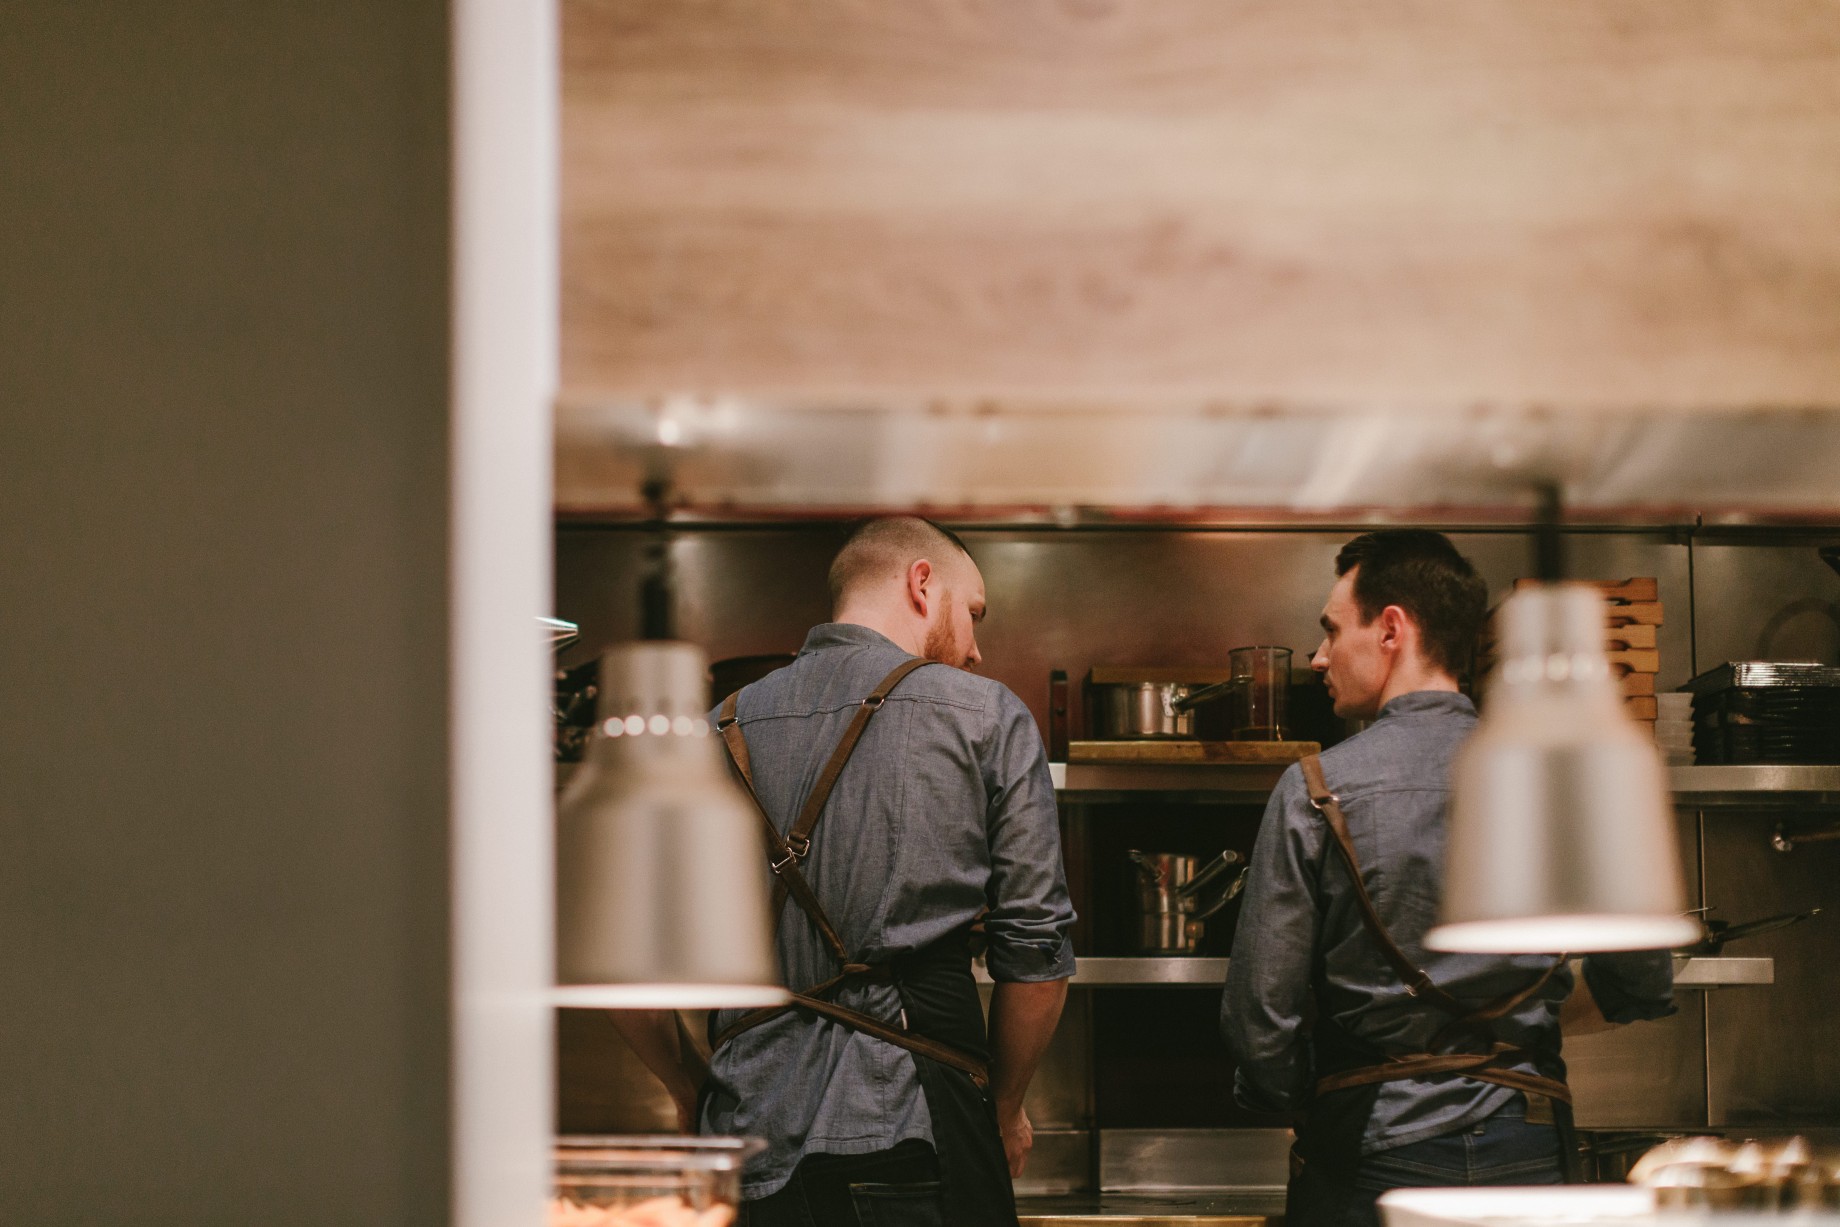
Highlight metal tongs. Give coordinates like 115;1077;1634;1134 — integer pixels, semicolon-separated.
1180;850;1251;921
1680;906;1823;955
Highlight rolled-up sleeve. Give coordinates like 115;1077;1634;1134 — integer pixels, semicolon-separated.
1581;949;1677;1024
979;688;1078;983
1222;766;1324;1114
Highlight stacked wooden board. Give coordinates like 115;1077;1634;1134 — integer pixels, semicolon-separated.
1484;578;1663;728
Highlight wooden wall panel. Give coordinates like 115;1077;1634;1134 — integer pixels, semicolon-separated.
562;0;1840;406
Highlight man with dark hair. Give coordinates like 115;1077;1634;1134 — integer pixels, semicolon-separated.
618;516;1075;1227
1222;530;1675;1227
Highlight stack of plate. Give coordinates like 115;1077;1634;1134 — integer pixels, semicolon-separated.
1653;691;1695;765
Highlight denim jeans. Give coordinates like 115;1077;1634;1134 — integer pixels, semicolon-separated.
739;1140;945;1227
1289;1102;1565;1227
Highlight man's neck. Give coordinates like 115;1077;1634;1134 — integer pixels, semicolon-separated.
1377;664;1461;712
830;605;925;658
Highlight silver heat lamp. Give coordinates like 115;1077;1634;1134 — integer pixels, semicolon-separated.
554;640;788;1008
1427;582;1700;953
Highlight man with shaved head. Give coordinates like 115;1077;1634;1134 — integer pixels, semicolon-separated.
826;516;985;669
620;517;1076;1227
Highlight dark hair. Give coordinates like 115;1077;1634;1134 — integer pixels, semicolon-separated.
827;516;971;609
1334;530;1487;676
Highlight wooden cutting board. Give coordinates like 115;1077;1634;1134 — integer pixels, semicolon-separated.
1608;648;1661;674
1607;601;1665;627
1516;576;1659;603
1068;739;1321;764
1606;623;1658;650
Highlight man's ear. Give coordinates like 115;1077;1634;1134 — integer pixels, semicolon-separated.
1378;604;1410;655
906;559;933;617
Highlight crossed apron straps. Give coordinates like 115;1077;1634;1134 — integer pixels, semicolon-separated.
1298;754;1574;1107
710;658;992;1088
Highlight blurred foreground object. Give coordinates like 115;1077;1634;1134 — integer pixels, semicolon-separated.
555;642;787;1008
1432;582;1699;953
552;1135;761;1224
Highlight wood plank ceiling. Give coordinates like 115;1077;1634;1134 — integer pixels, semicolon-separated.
563;0;1840;405
558;1;1840;515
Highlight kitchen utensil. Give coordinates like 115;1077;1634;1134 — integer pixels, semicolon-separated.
555;655;600;762
1169;647;1293;741
1094;680;1199;739
1128;849;1248;954
1682;906;1823;955
543;616;583;650
1227;646;1290;740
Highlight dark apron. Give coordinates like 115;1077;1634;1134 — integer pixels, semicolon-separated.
713;660;1019;1227
1293;754;1580;1184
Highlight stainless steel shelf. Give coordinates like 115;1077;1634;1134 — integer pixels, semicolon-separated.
977;955;1769;989
1668;765;1840;810
568;762;1840;807
1672;955;1773;987
1049;763;1840;807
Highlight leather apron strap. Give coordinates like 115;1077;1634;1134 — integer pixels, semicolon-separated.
1298;754;1572;1108
711;659;992;1089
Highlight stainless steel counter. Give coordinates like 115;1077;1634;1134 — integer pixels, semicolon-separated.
1018;1192;1282;1227
978;955;1771;989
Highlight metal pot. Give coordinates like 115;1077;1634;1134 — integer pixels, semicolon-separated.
1129;849;1249;954
1092;681;1200;739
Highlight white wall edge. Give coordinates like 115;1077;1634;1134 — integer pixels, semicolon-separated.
451;0;558;1223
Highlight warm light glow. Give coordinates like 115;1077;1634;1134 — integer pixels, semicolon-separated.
1378;1185;1655;1222
1425;914;1702;954
553;983;790;1009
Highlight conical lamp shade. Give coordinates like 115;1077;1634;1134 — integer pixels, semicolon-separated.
554;641;788;1008
1427;584;1701;954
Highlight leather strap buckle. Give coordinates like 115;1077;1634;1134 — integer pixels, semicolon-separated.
861;693;886;710
770;833;811;874
716;715;738;731
1308;791;1339;814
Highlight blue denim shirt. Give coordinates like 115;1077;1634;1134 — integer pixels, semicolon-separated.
702;623;1077;1198
1222;691;1675;1154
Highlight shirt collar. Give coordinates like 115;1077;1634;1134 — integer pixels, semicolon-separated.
798;622;906;656
1376;690;1476;721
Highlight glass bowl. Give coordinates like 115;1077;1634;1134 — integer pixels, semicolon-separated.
552;1136;763;1226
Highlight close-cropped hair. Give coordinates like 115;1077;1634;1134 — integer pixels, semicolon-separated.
1334;529;1488;676
827;516;971;609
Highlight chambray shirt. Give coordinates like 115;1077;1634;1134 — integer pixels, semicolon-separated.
1222;691;1676;1154
702;623;1078;1199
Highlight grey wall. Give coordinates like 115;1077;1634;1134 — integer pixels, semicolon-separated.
1;4;454;1223
555;525;1697;732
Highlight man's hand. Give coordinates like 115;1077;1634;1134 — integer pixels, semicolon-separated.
997;1100;1034;1177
